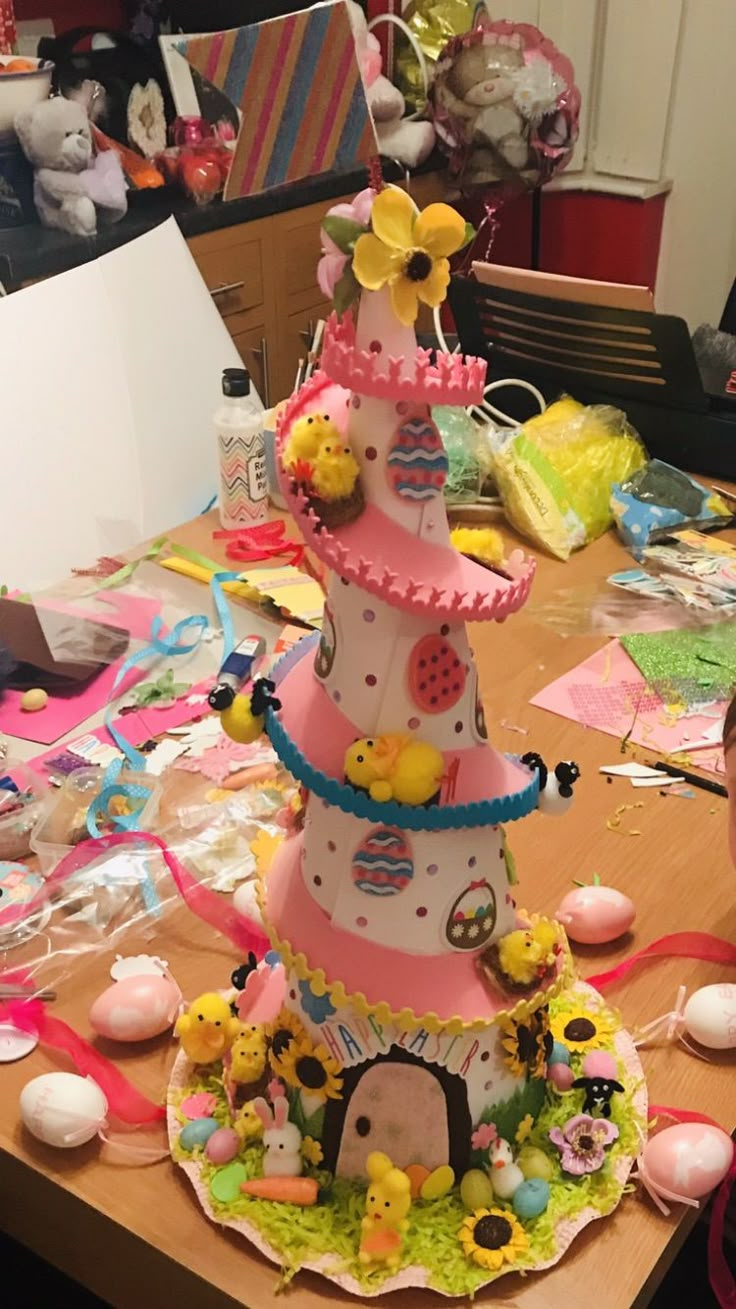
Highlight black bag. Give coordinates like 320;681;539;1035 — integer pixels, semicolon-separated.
37;27;175;149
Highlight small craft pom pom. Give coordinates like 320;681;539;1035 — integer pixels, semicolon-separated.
583;1051;618;1080
21;688;48;712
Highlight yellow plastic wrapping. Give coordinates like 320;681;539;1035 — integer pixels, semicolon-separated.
395;0;475;110
490;397;647;561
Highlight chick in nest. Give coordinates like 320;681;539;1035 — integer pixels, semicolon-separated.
450;526;505;568
496;919;559;987
311;435;361;502
283;412;335;468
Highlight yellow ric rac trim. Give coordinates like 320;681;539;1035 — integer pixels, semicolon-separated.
255;870;576;1037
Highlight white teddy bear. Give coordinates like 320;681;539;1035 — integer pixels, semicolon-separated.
15;97;127;237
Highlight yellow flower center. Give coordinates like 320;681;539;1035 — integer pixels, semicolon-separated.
404;249;433;283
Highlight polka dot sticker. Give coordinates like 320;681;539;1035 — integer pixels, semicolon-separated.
333;690;341;703
369;340;382;353
313;875;322;886
468;856;476;868
352;395;361;409
426;863;438;875
409;634;466;714
327;841;336;852
362;609;375;622
365;674;377;686
416;906;427;918
356;916;368;928
407;716;420;730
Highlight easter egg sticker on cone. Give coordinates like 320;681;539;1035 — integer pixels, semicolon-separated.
352;828;414;896
387;408;448;502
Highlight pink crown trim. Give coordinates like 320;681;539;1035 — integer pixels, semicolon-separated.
321;311;487;405
276;377;535;623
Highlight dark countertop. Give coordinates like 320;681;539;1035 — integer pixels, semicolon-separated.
0;153;445;288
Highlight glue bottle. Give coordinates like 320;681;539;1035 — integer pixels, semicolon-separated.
216;367;268;529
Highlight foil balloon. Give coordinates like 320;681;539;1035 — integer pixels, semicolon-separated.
430;20;580;194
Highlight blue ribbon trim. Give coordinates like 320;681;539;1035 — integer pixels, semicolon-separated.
264;634;539;832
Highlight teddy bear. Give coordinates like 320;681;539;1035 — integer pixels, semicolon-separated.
15;97;127;237
347;0;435;170
433;36;532;188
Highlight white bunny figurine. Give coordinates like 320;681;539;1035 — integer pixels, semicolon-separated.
253;1096;303;1177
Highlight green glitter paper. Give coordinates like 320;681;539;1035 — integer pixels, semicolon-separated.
621;621;736;706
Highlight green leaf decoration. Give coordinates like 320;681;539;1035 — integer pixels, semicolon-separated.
333;264;361;318
322;216;367;256
130;668;190;708
461;221;476;250
469;1078;546;1166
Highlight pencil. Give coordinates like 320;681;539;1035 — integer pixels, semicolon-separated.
652;761;728;798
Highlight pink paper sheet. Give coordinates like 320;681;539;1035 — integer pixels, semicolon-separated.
27;678;213;776
0;593;162;746
530;639;726;776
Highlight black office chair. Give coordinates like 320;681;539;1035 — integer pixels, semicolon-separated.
448;274;736;477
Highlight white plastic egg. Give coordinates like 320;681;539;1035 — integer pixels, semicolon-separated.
683;984;736;1050
20;1072;108;1148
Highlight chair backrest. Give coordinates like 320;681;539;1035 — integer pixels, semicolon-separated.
448;275;708;414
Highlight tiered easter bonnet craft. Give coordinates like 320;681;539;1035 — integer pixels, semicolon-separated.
168;183;646;1296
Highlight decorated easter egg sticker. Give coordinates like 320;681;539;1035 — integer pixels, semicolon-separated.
314;603;337;680
445;879;496;950
387;409;448;501
409;635;466;714
352;827;414;896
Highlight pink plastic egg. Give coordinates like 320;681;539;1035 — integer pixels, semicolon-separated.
641;1123;734;1204
556;885;635;945
583;1051;618;1080
89;974;181;1042
548;1062;574;1091
205;1127;240;1165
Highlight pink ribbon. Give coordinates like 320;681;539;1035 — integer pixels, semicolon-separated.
587;932;736;991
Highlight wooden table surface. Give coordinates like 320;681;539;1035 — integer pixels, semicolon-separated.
2;509;735;1309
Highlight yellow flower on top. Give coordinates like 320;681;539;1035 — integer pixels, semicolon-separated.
353;187;467;326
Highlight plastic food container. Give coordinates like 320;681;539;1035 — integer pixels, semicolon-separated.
0;760;50;862
0;57;54;135
30;767;162;877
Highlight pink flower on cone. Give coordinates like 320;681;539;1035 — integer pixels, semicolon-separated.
317;187;375;297
471;1121;498;1151
549;1114;618;1175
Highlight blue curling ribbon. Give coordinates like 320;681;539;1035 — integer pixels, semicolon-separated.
86;758;161;915
209;571;246;663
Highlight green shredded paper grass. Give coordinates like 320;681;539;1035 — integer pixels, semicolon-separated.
170;992;644;1297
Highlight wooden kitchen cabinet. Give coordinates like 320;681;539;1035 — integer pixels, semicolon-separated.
187;170;446;407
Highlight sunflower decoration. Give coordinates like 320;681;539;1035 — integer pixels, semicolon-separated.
353;187;469;326
277;1031;343;1103
550;1004;614;1055
459;1208;528;1272
500;1007;550;1080
267;1007;307;1074
301;1135;324;1167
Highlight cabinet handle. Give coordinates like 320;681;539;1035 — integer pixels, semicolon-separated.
249;336;271;407
210;280;245;298
299;319;315;350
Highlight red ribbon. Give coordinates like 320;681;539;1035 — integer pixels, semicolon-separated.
586;932;736;991
2;999;165;1124
213;522;304;566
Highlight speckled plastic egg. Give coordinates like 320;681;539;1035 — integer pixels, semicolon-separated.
351;827;414;897
683;984;736;1050
548;1040;571;1067
20;1072;107;1148
641;1123;734;1203
556;885;635;945
89;973;180;1042
548;1062;574;1091
513;1177;550;1219
517;1146;555;1182
387;412;448;502
205;1127;240;1165
179;1117;219;1151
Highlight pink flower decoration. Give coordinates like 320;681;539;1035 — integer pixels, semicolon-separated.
174;735;259;784
317;188;375;298
471;1121;498;1151
267;1077;285;1102
180;1092;217;1120
549;1113;618;1176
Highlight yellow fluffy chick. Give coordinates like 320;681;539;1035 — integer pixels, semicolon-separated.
174;992;241;1065
450;526;505;568
228;1027;268;1084
311;436;360;502
496;919;558;987
344;734;444;806
283;412;337;468
234;1100;265;1143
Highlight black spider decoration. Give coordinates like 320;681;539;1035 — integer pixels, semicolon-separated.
521;751;548;790
555;760;581;798
250;677;281;717
571;1075;624;1118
